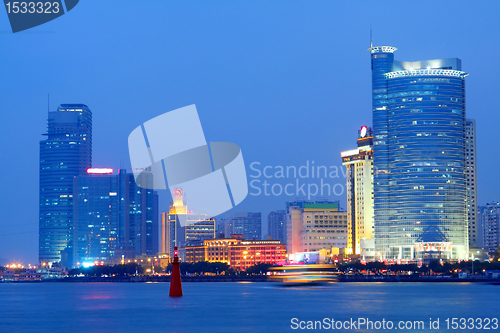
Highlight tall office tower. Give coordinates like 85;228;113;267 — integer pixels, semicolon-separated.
267;210;286;244
286;201;347;254
73;168;119;265
39;104;92;266
73;169;159;266
341;126;374;259
465;119;478;246
479;203;500;255
232;212;262;240
369;46;469;261
120;170;159;258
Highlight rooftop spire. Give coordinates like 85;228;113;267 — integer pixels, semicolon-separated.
370;26;372;48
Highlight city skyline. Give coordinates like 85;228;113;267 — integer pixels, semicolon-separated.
2;2;500;263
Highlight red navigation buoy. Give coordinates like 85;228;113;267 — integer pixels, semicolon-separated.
169;246;183;297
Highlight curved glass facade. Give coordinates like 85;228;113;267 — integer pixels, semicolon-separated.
370;47;468;260
39;104;92;265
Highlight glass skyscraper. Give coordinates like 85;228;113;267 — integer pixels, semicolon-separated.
369;46;468;260
39;104;92;266
73;170;119;265
73;169;159;266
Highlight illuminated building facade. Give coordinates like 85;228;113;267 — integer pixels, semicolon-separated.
286;201;347;254
73;168;118;265
370;46;469;260
73;169;159;266
160;188;216;258
228;240;286;271
268;210;286;244
185;238;286;271
160;212;179;259
465;119;478;246
341;126;374;259
39;104;92;266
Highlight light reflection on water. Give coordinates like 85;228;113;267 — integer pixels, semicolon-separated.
0;282;498;333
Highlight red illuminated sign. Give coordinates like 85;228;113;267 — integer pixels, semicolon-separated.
173;188;183;196
360;126;368;138
87;168;113;174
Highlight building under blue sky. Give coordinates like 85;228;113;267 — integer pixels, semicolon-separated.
39;104;92;266
73;169;159;267
370;46;469;260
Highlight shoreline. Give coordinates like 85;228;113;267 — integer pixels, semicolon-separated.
2;275;500;283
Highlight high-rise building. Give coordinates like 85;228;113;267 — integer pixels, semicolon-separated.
267;210;286;244
341;126;374;259
73;168;118;265
466;119;478;246
39;104;92;266
160;212;177;258
118;170;159;258
286;201;347;254
369;46;469;261
479;203;500;255
73;168;159;266
232;212;262;241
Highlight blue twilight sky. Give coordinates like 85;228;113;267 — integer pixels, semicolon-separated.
1;1;499;264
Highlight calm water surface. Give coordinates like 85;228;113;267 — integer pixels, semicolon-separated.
0;282;498;332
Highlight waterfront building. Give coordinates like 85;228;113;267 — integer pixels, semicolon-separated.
185;238;286;271
73;168;118;265
267;210;286;244
466;119;478;246
39;104;92;266
232;212;262;241
369;46;469;260
286;201;347;255
73;168;159;266
479;203;500;255
341;126;374;259
160;212;177;258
